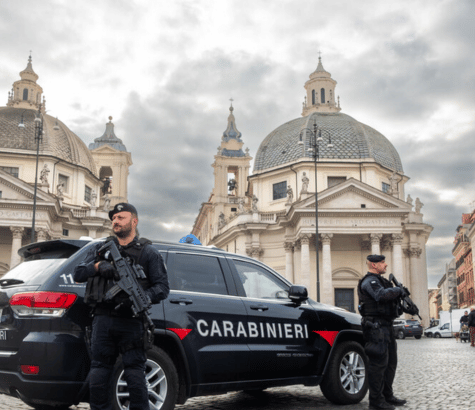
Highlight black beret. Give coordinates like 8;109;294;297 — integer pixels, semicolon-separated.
109;202;138;220
367;254;385;263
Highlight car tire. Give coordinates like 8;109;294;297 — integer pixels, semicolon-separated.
397;330;405;340
29;405;72;410
434;333;441;338
112;346;178;410
426;333;432;338
415;335;421;339
319;341;368;405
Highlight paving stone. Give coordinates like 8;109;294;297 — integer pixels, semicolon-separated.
0;338;473;409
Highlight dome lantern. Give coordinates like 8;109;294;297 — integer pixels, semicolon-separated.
302;56;341;116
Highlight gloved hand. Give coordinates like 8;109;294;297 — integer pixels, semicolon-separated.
98;261;119;280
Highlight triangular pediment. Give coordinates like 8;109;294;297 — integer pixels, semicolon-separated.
90;144;121;154
0;170;53;202
296;178;411;210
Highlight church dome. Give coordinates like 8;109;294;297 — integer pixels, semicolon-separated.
0;107;98;176
254;112;403;173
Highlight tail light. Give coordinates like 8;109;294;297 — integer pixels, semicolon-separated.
9;292;77;317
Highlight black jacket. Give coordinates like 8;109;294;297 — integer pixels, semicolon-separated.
468;311;475;327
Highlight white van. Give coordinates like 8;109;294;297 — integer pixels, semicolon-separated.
424;322;453;338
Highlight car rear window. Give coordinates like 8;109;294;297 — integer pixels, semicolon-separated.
1;259;68;286
406;320;420;325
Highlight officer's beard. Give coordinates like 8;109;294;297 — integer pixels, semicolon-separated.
114;220;135;239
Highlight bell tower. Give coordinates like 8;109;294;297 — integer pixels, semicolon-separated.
302;56;341;116
211;103;251;217
7;55;45;112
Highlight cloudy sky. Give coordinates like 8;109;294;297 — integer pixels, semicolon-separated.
1;0;474;287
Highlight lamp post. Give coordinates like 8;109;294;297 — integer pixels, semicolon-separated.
19;106;43;243
299;121;333;302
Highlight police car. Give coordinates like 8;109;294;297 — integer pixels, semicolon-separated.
0;238;368;410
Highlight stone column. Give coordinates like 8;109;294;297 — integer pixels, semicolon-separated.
10;227;24;269
284;242;294;283
391;233;404;283
300;235;311;292
321;233;333;305
370;233;383;255
37;229;48;242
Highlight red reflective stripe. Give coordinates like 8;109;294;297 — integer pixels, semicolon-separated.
167;328;192;340
21;365;39;375
313;330;339;346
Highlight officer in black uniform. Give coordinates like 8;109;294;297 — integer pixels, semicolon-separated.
74;203;169;410
357;255;406;410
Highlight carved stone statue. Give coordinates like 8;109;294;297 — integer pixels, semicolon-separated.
218;212;226;228
301;172;309;194
56;182;64;198
102;194;111;211
406;194;413;209
39;164;50;184
286;185;294;204
388;172;399;195
91;190;97;207
252;195;259;212
415;198;424;214
238;198;245;214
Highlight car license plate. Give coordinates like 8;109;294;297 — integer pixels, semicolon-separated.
0;330;6;341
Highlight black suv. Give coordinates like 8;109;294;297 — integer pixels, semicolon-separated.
393;319;423;339
0;239;368;410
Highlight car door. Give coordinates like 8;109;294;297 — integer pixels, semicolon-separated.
440;323;452;337
228;257;319;379
163;250;249;385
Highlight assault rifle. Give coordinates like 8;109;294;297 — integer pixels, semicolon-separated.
388;273;422;320
97;240;154;330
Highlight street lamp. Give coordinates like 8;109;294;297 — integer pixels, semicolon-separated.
299;121;333;302
18;106;44;243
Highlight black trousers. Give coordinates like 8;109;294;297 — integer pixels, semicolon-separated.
363;323;397;405
89;314;148;410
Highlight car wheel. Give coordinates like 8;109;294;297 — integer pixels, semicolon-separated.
426;333;432;338
112;346;178;410
319;341;368;405
30;405;72;410
415;335;421;339
434;333;441;338
397;330;405;340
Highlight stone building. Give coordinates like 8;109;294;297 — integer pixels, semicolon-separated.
454;212;475;308
192;58;433;325
0;56;132;275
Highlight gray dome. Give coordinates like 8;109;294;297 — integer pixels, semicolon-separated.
0;107;98;175
253;112;403;173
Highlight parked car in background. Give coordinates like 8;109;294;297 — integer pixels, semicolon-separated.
424;322;453;338
393;319;422;339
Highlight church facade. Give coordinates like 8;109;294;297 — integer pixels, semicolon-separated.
0;56;132;275
192;58;433;325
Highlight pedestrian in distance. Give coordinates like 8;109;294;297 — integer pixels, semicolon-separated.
357;255;407;410
460;310;469;327
74;202;169;410
468;307;475;347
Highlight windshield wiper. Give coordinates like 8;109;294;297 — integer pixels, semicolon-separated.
0;279;25;287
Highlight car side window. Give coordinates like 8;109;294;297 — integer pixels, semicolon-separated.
233;260;289;300
169;253;228;296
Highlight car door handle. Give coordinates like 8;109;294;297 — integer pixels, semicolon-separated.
169;298;193;305
250;304;269;311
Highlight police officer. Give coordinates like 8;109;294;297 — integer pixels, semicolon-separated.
357;255;406;410
74;203;169;410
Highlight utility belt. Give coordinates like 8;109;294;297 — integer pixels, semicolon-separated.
94;305;137;318
362;317;394;328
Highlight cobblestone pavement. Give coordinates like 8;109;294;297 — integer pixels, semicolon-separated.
1;338;474;410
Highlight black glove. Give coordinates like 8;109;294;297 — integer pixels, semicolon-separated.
98;261;118;280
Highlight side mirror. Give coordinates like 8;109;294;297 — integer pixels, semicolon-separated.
288;285;308;303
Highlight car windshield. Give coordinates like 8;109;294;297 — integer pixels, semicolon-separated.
406;320;420;326
1;259;67;286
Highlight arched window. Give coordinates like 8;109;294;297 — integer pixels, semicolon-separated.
23;88;28;101
312;90;315;105
320;88;325;104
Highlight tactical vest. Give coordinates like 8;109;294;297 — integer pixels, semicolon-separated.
357;273;399;319
84;236;152;308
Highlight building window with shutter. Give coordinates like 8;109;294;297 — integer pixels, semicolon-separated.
84;185;92;203
273;181;287;200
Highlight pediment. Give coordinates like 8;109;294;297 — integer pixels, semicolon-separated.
90;144;121;154
0;170;53;202
296;178;411;211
